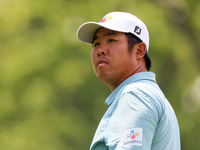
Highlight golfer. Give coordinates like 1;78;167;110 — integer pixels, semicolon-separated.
77;12;181;150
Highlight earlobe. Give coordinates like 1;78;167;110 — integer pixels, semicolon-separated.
136;42;147;59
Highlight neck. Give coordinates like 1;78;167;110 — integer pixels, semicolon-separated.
107;69;148;92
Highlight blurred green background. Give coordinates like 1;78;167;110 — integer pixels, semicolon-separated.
0;0;200;149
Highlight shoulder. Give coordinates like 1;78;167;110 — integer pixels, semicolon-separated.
117;80;166;117
120;79;165;102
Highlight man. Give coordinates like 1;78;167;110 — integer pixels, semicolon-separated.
77;12;180;150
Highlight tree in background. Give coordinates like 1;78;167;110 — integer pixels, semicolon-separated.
0;0;199;149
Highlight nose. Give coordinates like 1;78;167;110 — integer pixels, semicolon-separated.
97;44;107;56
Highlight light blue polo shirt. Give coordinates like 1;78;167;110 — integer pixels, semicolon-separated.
90;72;180;150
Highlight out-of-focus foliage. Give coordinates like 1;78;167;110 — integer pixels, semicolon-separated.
0;0;199;149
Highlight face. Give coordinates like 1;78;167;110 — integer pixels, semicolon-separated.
91;28;139;91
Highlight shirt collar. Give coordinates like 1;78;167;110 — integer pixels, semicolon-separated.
105;72;156;106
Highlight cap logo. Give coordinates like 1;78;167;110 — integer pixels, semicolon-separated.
134;26;141;35
100;15;112;23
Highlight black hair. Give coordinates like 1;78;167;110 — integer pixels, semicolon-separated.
125;33;152;71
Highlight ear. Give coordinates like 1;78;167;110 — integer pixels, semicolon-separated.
136;42;147;59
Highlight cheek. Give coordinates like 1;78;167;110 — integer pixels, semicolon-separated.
91;51;96;67
113;50;132;68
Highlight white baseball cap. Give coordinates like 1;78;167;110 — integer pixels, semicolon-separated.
77;12;150;51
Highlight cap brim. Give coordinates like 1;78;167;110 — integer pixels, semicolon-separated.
77;22;103;44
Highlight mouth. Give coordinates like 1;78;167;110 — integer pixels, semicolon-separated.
96;58;109;67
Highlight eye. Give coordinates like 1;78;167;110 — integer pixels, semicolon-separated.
108;39;115;43
93;42;100;47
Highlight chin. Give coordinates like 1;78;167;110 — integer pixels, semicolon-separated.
97;74;108;82
98;74;113;85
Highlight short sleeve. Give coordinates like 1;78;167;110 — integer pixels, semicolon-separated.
105;92;160;150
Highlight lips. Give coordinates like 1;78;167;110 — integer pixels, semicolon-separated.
96;58;109;67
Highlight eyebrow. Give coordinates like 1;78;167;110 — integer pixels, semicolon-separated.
92;31;118;43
